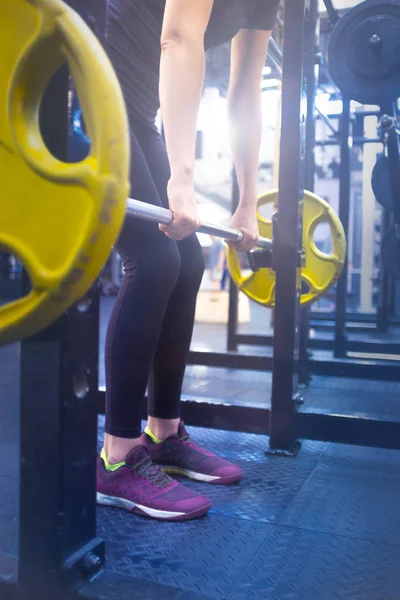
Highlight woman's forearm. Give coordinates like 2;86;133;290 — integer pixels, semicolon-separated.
227;91;262;208
159;37;205;182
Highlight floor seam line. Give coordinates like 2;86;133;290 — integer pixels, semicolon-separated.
223;523;277;600
273;523;400;546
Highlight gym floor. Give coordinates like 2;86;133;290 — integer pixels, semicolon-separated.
1;300;400;599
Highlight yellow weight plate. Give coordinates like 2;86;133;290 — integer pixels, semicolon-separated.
0;0;130;345
226;189;346;307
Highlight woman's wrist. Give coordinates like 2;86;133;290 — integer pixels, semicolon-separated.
169;164;195;185
237;193;258;210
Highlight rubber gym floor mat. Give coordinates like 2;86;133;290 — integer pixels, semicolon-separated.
279;444;400;545
96;509;273;599
230;526;400;600
169;428;329;524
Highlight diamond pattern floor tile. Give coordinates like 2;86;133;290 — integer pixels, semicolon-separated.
230;526;400;600
97;509;272;599
279;445;400;544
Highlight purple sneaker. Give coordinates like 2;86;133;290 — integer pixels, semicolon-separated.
96;445;211;521
142;422;243;485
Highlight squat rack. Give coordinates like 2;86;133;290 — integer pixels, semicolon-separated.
2;2;400;600
199;2;400;380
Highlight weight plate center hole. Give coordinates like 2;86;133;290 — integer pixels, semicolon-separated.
40;73;91;163
313;220;333;257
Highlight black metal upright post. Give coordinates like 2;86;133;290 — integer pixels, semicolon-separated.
268;0;309;455
390;275;396;317
334;95;351;358
304;7;318;193
18;3;107;599
377;207;392;332
298;0;318;387
227;168;240;351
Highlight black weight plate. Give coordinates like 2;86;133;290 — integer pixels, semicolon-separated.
328;0;400;105
381;224;400;278
371;155;394;209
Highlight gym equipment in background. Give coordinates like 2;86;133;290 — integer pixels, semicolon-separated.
328;0;400;105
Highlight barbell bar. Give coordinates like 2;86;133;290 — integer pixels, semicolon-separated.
126;198;272;250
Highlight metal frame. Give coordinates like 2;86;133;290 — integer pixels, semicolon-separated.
298;0;319;387
376;207;393;332
267;0;313;454
333;95;351;357
217;16;400;375
178;400;400;451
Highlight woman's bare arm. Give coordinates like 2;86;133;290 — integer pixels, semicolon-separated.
227;28;272;250
159;0;214;239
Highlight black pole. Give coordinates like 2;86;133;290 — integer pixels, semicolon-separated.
376;208;392;332
334;95;351;358
227;168;240;351
268;0;309;455
323;0;340;25
304;2;318;205
390;274;396;317
298;0;318;387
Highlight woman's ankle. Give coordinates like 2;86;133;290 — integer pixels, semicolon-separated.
146;417;180;441
104;433;142;464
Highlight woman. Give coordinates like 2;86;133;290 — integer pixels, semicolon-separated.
97;0;279;521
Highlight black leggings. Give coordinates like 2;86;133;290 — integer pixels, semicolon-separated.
104;116;205;439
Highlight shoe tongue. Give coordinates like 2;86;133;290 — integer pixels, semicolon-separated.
178;421;189;438
125;445;150;466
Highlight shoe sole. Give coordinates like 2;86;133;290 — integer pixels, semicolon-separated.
159;466;242;485
96;492;211;521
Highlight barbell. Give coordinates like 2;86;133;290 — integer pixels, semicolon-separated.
0;0;346;347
